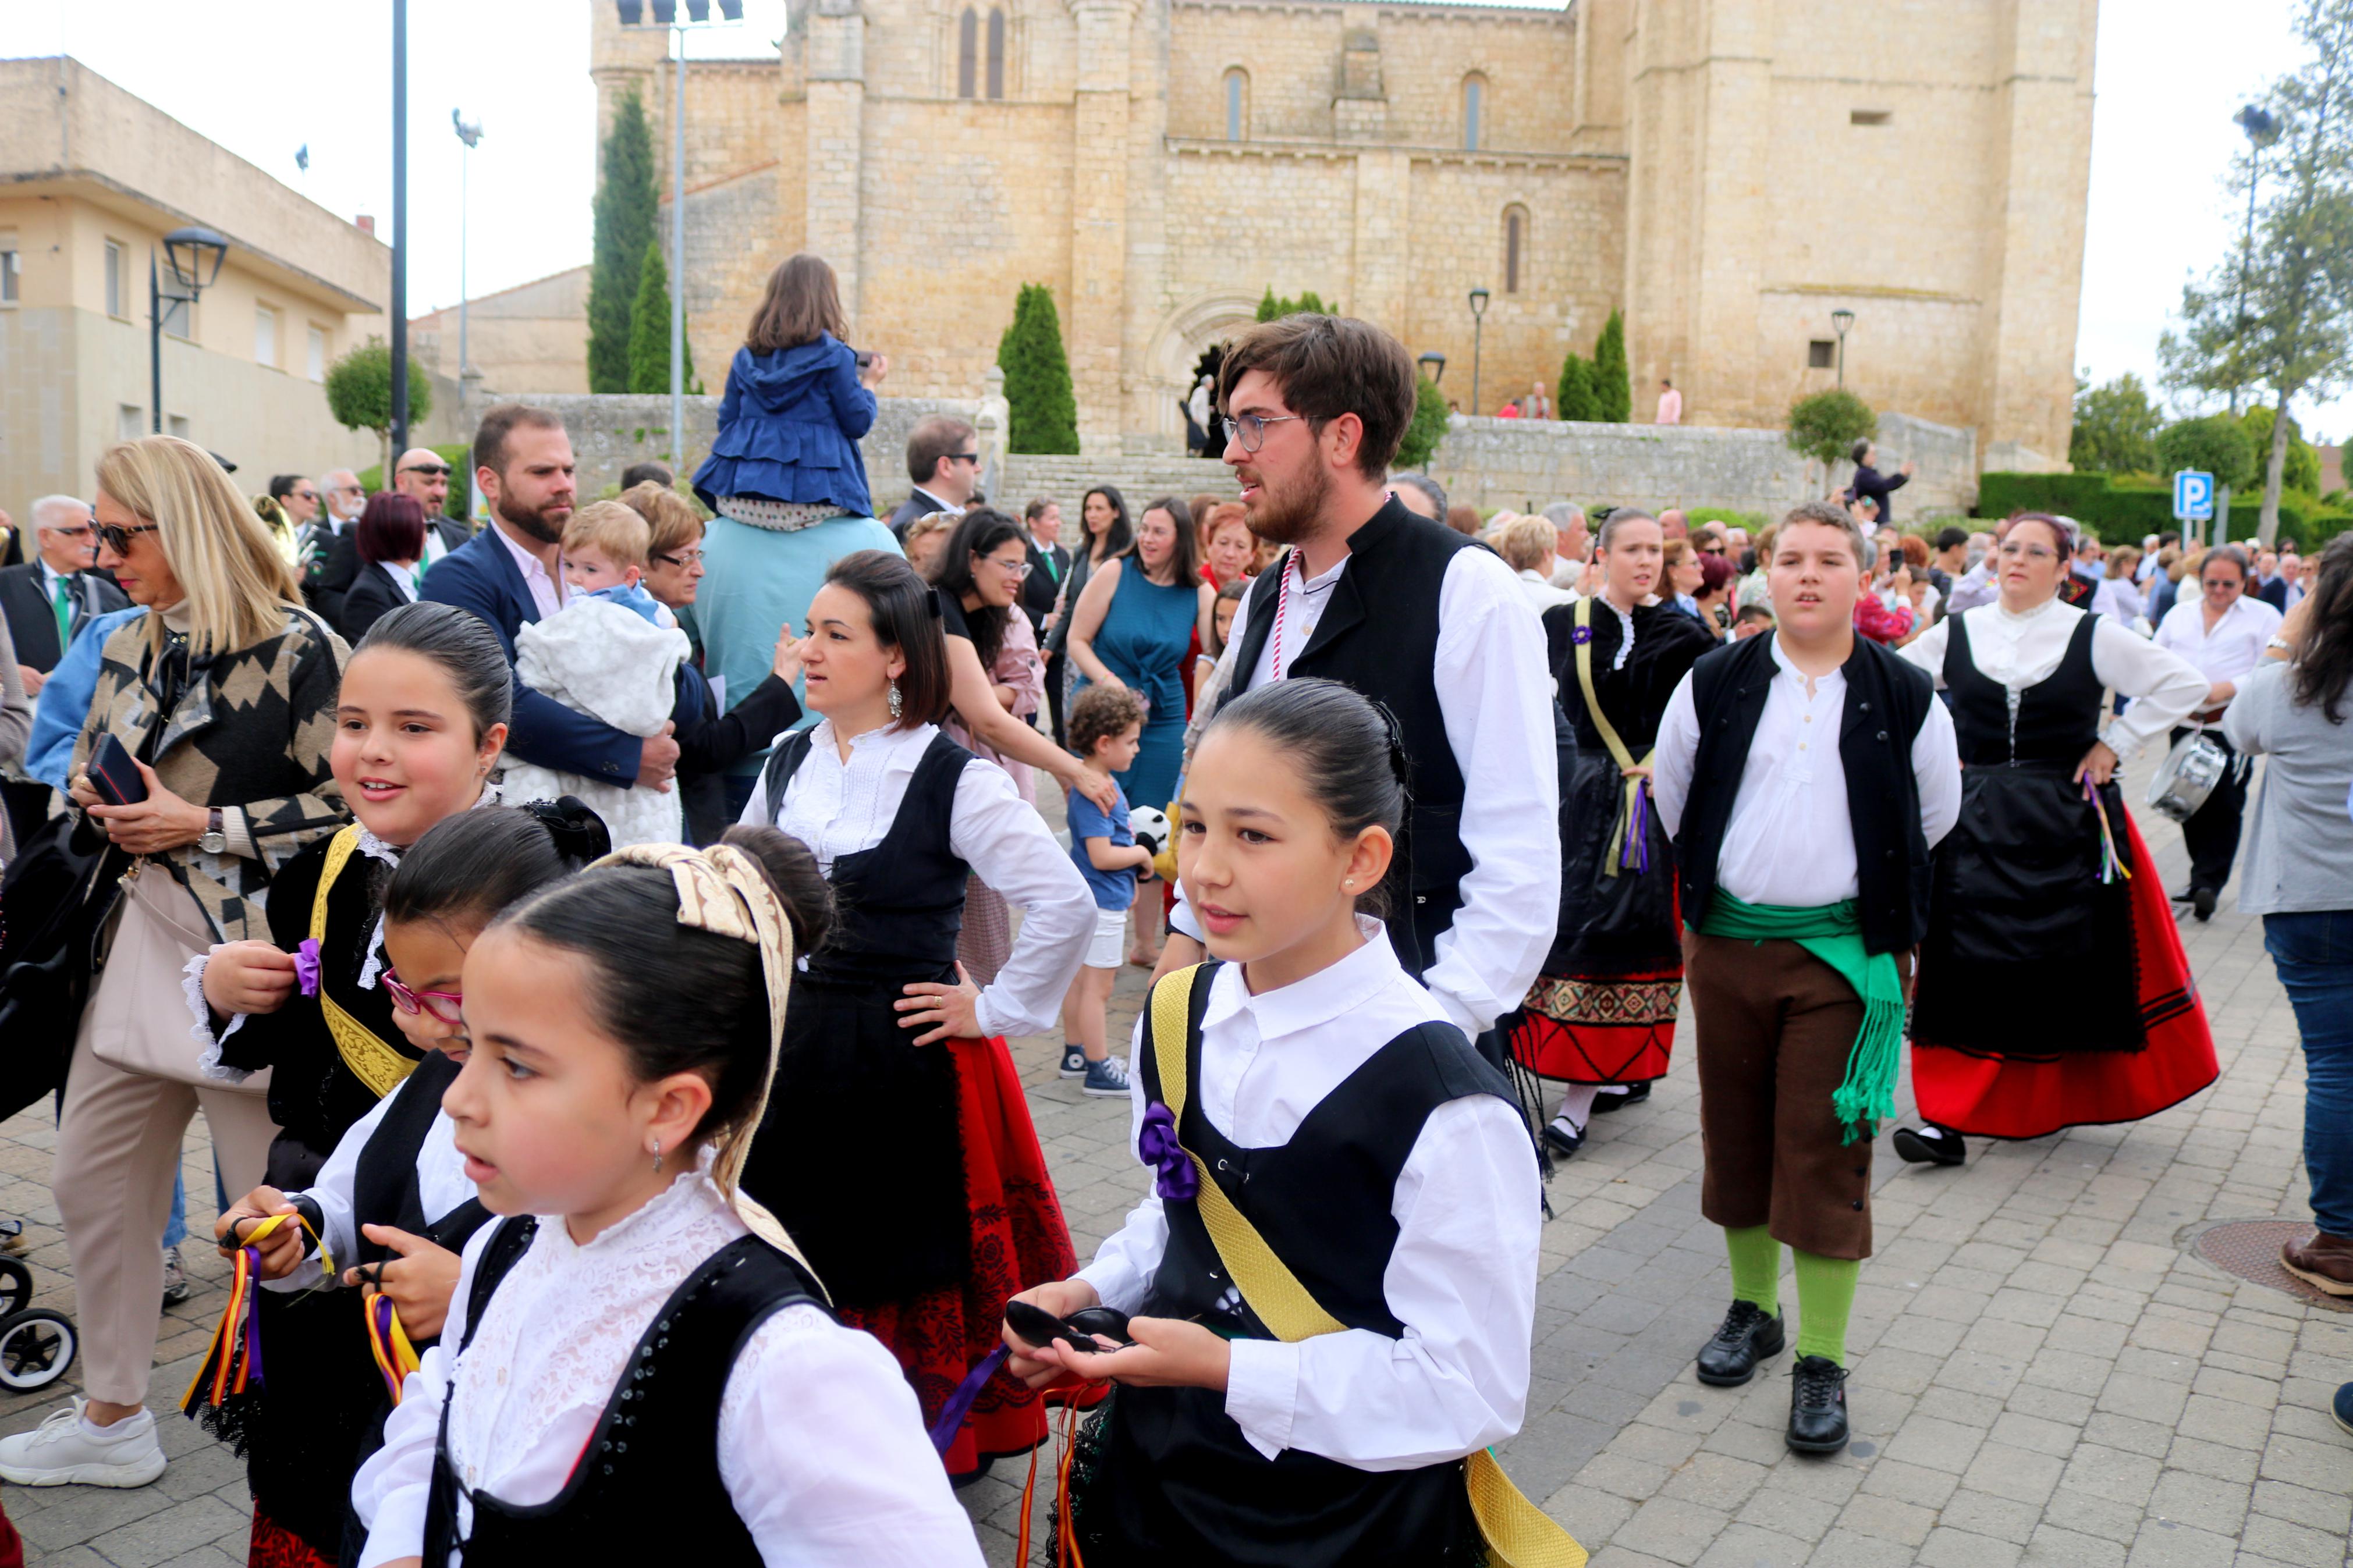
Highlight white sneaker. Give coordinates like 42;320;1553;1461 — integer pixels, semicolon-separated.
0;1398;167;1487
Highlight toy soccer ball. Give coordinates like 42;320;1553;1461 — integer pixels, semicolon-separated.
1128;805;1170;856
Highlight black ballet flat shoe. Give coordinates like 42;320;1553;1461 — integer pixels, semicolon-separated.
2192;886;2217;922
1540;1117;1585;1157
1591;1082;1652;1114
1892;1125;1967;1167
1695;1300;1785;1386
1787;1355;1851;1455
949;1456;996;1490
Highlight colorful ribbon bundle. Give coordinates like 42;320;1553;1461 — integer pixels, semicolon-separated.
2084;776;2132;886
182;1211;335;1424
364;1290;421;1404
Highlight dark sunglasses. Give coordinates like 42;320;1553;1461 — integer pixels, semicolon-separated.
97;521;161;554
399;463;453;478
382;967;464;1024
948;452;981;465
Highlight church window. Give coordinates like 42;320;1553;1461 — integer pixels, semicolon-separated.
1463;74;1486;151
1851;109;1891;126
986;9;1006;99
1503;206;1528;293
957;8;978;98
1808;339;1836;369
1225;69;1248;142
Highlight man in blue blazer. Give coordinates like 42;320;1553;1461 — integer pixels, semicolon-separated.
423;404;681;790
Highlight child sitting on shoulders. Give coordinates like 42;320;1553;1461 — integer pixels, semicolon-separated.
1059;685;1152;1098
505;500;693;847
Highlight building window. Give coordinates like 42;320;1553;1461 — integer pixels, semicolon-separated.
1503;206;1529;293
308;325;328;382
0;241;17;305
104;240;125;319
1851;109;1891;126
957;7;978;98
161;296;191;339
986;8;1006;99
1225;69;1248;143
118;404;143;440
1808;339;1836;369
168;415;190;439
1463;75;1486;151
255;305;279;368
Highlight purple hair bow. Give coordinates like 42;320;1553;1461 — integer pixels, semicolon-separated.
1138;1102;1199;1202
292;938;323;998
1571;624;1594;645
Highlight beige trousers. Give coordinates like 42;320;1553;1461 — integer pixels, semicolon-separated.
53;880;279;1406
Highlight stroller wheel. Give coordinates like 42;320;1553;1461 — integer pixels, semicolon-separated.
0;1309;77;1392
0;1258;30;1320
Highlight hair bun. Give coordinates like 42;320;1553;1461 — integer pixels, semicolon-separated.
525;797;614;866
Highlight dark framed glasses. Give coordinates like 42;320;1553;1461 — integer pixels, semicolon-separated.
382;968;464;1023
400;463;453;478
96;521;161;555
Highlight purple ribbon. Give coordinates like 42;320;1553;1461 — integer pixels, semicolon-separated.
1138;1103;1198;1202
1571;624;1593;645
241;1248;266;1384
1620;779;1652;875
928;1344;1010;1455
292;938;322;998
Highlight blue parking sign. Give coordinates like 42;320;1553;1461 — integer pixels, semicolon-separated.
2173;470;2214;521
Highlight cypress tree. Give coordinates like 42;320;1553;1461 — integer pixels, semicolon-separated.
998;283;1081;454
1255;286;1282;323
1556;351;1600;422
1591;309;1631;423
627;240;698;395
588;91;658;394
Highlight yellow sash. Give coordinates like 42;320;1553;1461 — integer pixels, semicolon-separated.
1571;595;1652;879
310;825;419;1100
1149;965;1587;1568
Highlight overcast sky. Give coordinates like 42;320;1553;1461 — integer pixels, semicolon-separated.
1;1;2332;440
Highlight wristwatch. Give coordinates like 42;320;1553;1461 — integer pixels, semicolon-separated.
199;809;227;856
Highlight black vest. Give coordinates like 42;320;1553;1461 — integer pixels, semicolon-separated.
1943;611;2102;766
1676;632;1937;955
1225;497;1479;978
350;1050;492;1268
1083;963;1516;1568
422;1218;829;1565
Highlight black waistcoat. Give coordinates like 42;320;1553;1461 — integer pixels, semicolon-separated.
1225;497;1478;979
422;1217;829;1565
1083;963;1516;1568
1943;611;2102;766
1676;632;1937;955
350;1050;492;1268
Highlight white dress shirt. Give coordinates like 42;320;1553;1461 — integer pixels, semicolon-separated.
2153;593;2284;692
741;718;1092;1039
261;1076;470;1295
1078;923;1538;1470
492;524;566;623
1651;634;1962;908
352;1160;984;1567
1514;567;1578;616
1169;542;1562;1036
1898;598;2209;759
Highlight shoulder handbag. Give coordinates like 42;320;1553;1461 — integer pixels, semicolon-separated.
87;863;270;1096
0;813;115;1121
1148;965;1588;1568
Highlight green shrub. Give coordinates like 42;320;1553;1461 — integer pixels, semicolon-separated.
1787;389;1876;470
1684;507;1769;533
2154;415;2258;490
1255;289;1332;321
626;240;700;396
998;283;1081;456
589;90;658;394
1396;374;1450;470
1590;310;1631;424
1556;353;1600;422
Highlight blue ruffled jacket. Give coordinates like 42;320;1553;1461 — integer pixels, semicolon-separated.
691;334;876;518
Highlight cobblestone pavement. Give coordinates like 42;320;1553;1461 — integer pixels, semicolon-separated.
3;782;2347;1566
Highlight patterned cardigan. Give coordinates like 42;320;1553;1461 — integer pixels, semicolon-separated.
69;608;350;943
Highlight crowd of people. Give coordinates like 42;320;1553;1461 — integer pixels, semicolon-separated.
0;253;2346;1567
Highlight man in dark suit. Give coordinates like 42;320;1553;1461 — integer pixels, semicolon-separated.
2;493;131;842
2253;549;2292;613
883;415;978;539
300;468;369;625
423;404;680;791
1018;496;1073;744
312;448;473;621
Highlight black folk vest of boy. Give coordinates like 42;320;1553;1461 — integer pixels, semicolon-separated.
1676;631;1937;956
1097;963;1516;1567
422;1217;829;1565
350;1050;491;1268
1225;497;1478;981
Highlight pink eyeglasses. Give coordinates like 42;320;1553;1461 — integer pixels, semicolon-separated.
382;968;464;1024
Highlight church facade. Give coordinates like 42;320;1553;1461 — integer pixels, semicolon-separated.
590;0;2095;465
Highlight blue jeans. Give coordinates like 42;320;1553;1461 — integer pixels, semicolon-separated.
162;1168;186;1251
2263;910;2353;1236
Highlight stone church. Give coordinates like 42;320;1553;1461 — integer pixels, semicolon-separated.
590;0;2095;467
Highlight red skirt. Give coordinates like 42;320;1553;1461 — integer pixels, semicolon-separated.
1509;970;1682;1084
247;1509;332;1568
839;1034;1084;1478
1913;812;2217;1140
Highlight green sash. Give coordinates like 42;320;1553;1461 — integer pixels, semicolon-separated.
1694;891;1904;1145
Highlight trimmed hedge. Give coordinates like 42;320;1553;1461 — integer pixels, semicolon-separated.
1973;471;2351;547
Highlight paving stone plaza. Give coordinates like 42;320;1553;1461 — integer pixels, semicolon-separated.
1;777;2346;1567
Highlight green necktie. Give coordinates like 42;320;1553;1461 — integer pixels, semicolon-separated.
52;576;72;650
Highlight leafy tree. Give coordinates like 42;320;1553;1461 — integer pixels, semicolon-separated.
325;337;434;478
627;240;700;396
1590;309;1631;423
1255;289;1332;321
589;90;658;394
2241;405;2323;491
2069;371;2164;474
2158;0;2353;543
1786;389;1875;471
997;283;1080;454
1556;352;1600;422
1396;374;1451;469
2155;414;2258;490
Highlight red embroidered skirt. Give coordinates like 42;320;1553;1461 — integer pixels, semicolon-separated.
1509;973;1682;1085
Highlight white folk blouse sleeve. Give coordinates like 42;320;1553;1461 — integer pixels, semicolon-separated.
1912;695;1962;849
718;1305;988;1566
1649;671;1702;842
1075;1015;1169;1314
1223;1094;1539;1469
2095;617;2210;758
1897;616;1952;684
946;758;1095;1039
262;1089;399;1295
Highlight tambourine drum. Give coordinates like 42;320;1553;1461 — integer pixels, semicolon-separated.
2147;730;2227;822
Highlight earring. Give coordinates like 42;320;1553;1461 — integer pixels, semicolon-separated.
887;678;903;721
650;1140;663;1175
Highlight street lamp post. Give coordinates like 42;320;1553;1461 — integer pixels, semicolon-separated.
149;226;229;435
1830;308;1855;391
1417;350;1447;384
1468;287;1490;417
2218;104;2280;546
452;112;484;406
391;0;410;457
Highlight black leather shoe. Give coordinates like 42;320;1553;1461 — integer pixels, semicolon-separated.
1892;1125;1967;1167
1695;1300;1785;1386
1787;1354;1851;1454
1539;1117;1585;1157
1591;1082;1651;1114
2192;886;2217;922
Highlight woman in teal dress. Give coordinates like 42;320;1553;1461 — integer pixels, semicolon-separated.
1068;495;1215;962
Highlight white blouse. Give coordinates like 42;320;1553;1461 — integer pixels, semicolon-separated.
740;718;1092;1039
261;1073;471;1295
1898;598;2209;758
1079;922;1539;1471
352;1161;984;1567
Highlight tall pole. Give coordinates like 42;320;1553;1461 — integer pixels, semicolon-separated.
457;146;469;400
148;253;164;434
391;0;410;460
2228;143;2263;418
671;27;687;471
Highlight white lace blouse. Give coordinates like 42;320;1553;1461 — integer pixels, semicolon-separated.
352;1161;984;1567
